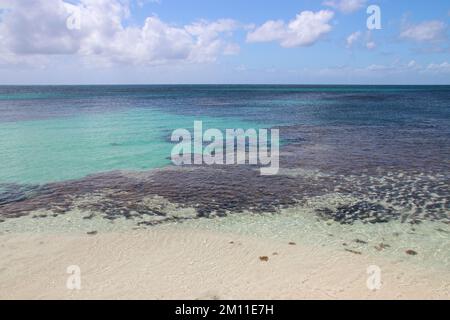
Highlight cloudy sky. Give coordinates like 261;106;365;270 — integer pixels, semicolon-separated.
0;0;449;84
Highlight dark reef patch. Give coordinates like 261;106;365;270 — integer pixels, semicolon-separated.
316;201;396;225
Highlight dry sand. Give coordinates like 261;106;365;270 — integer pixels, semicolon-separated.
0;226;448;300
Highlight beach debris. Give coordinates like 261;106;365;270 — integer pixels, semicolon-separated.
32;214;48;219
87;231;98;236
259;256;269;262
374;243;390;251
406;250;418;256
345;249;362;255
288;242;296;246
354;239;368;245
272;252;279;256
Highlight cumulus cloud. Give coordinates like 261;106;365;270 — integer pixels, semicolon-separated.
400;20;447;42
346;31;361;48
246;10;334;48
323;0;366;14
0;0;239;66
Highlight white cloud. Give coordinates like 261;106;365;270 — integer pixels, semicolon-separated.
246;10;334;48
425;61;450;74
366;41;376;49
364;60;450;75
313;60;450;78
407;60;420;70
323;0;366;14
400;20;447;42
277;59;450;84
365;64;389;72
346;31;361;48
0;0;239;66
345;30;376;50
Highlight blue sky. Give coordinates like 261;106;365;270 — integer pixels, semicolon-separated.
0;0;449;84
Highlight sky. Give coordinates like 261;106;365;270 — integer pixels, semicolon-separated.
0;0;449;84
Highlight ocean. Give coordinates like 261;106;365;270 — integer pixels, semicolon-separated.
1;85;449;184
0;85;449;270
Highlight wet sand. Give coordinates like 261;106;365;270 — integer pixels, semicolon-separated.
0;225;449;300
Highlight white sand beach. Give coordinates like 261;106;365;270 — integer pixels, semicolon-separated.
0;224;449;300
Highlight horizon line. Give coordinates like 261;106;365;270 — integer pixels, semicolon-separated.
1;83;450;86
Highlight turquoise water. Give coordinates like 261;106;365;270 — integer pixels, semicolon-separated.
0;107;266;184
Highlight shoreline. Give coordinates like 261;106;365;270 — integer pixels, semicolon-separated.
1;224;449;300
